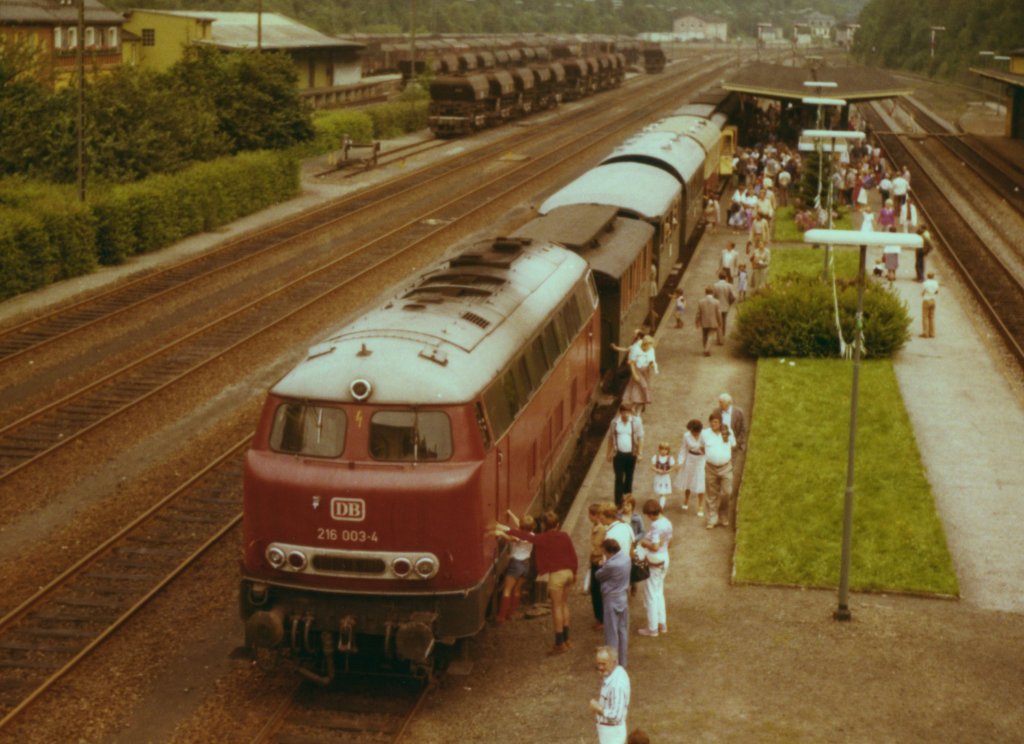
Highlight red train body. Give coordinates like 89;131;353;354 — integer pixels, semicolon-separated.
240;238;600;678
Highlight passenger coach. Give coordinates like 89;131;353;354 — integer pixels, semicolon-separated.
240;238;601;680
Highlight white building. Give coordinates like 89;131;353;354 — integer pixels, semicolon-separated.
671;15;727;43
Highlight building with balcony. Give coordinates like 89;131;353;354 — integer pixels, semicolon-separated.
0;0;124;86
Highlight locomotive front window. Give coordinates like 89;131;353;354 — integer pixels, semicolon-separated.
270;403;346;458
369;410;453;462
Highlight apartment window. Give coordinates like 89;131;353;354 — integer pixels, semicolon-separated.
142;28;155;46
67;27;77;49
106;27;118;48
84;27;95;48
53;27;63;50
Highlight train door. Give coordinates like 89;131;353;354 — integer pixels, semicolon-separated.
495;438;510;521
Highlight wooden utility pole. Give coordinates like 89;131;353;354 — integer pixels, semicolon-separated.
76;0;85;202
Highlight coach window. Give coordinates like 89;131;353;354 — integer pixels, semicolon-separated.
369;410;452;461
551;313;569;353
512;357;533;402
270;403;346;458
500;369;522;421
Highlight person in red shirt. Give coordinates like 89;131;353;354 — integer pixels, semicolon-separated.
497;510;578;655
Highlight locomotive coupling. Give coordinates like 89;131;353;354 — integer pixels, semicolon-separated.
245;606;284;649
394;612;439;664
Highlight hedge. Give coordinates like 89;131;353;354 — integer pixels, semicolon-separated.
734;274;911;358
309;110;375;155
91;149;299;264
0;182;97;300
366;100;430;139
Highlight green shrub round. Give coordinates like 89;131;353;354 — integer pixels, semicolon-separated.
734;275;911;358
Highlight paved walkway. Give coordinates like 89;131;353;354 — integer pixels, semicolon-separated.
886;251;1024;612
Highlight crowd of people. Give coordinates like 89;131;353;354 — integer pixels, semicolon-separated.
488;114;946;741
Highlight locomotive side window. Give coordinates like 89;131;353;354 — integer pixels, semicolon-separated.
541;323;561;364
475;402;492;450
270;403;346;458
525;337;548;386
369;410;452;461
562;296;582;336
483;380;513;439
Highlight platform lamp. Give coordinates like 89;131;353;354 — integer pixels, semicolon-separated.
802;227;924;622
797;124;857;273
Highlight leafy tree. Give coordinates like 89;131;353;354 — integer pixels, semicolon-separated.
172;47;314;153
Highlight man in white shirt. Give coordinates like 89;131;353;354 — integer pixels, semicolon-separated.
891;173;909;207
590;645;630;744
606;405;644;508
700;411;736;530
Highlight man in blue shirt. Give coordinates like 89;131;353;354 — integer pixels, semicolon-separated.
595;537;631;668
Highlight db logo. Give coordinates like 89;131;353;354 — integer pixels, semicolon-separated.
330;497;366;522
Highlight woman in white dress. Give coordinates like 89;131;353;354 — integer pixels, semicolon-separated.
623;336;657;413
674;419;706;516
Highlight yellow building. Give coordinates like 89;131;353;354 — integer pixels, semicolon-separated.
122;10;365;105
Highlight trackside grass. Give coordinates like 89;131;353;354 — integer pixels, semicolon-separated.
734;357;959;596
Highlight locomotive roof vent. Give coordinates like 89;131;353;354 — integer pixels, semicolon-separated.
461;311;491;329
357;343;372;357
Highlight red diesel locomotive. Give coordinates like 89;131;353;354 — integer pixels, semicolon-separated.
240;237;600;680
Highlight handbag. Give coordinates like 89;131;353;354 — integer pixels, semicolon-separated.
629;543;649;583
630;558;650;583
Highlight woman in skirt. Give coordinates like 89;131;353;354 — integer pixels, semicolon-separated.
674;419;706;516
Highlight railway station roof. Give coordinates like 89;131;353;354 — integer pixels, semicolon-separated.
722;63;911;102
971;68;1024;89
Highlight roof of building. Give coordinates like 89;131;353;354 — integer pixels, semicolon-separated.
130;10;364;51
1;0;123;25
971;67;1024;89
723;63;912;102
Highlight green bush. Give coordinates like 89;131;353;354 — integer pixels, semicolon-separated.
366;100;430;139
91;150;299;262
310;110;375;154
0;180;97;290
734;275;911;358
0;207;55;299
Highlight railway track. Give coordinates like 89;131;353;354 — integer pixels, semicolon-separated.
0;60;734;486
896;96;1024;216
862;102;1024;367
0;63;715;370
251;675;429;744
0;59;733;732
0;437;248;730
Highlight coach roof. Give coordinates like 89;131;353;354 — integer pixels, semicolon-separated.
539;162;681;221
271;240;590;405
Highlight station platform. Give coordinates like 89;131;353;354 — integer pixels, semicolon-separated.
441;202;1024;741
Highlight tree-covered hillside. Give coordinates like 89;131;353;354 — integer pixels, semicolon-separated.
107;0;866;39
851;0;1023;78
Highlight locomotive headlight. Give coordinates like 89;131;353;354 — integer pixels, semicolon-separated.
287;550;308;571
414;557;437;578
391;557;412;577
266;546;286;569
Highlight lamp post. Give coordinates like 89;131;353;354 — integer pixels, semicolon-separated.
929;26;945;61
76;0;85;202
803;227;924;621
798;126;858;274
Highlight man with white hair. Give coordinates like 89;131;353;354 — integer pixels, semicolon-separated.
710;393;747;528
590;645;630;744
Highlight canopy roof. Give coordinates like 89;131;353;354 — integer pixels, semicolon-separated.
723;63;911;103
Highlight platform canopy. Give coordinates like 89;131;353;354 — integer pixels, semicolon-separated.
722;63;912;103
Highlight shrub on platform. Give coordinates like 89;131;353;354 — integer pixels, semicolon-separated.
734;275;910;358
0;207;54;299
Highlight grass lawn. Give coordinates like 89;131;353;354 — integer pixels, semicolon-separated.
734;357;959;596
773;204;854;243
769;245;863;280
